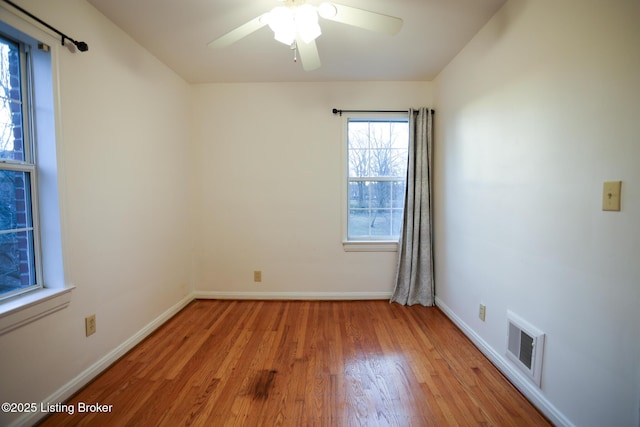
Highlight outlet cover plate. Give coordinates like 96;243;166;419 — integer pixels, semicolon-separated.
85;314;96;336
602;181;622;211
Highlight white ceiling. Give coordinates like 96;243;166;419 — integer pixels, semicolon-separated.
86;0;506;84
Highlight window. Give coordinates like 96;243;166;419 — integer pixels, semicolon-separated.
0;14;71;334
343;114;409;250
0;33;42;301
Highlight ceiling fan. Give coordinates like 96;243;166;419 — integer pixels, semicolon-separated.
208;0;403;71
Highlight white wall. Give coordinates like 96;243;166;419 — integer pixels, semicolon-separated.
191;82;432;297
0;1;193;425
433;0;640;426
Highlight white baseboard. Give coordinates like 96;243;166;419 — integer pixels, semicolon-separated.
11;293;195;427
194;290;392;300
435;297;574;427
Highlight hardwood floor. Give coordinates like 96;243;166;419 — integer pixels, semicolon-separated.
39;300;551;426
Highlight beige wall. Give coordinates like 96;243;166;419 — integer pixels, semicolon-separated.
191;82;432;297
434;0;640;425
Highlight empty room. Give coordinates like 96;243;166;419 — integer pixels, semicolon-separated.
0;0;638;426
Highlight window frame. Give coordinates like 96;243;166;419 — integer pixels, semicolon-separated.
0;33;45;301
0;9;73;335
341;112;409;252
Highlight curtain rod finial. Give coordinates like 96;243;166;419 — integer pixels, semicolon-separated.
75;41;88;52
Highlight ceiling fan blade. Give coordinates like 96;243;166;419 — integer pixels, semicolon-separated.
296;38;321;71
208;15;267;48
319;3;403;35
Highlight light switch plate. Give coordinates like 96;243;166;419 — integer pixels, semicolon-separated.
602;181;622;211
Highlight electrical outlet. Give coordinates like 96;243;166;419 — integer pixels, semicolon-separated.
254;270;262;282
85;314;96;336
479;304;486;322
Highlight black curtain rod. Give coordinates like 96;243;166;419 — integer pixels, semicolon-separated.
332;108;434;116
1;0;88;51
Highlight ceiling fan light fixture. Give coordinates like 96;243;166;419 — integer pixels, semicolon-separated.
266;6;297;45
265;3;322;46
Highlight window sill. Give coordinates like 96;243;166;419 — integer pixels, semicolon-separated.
343;241;399;252
0;286;74;336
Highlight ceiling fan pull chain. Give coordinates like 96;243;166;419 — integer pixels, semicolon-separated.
291;41;298;63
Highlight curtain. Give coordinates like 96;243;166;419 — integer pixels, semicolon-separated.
390;107;434;306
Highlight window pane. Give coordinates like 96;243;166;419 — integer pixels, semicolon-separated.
347;208;371;239
0;229;37;296
391;208;404;235
347;179;406;240
391;180;405;208
0;36;25;162
0;169;33;231
348;181;371;210
370;147;408;178
369;210;392;237
349;207;402;239
0;169;35;299
347;119;409;179
370;181;392;208
348;149;369;178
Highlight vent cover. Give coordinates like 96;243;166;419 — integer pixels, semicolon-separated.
506;311;545;387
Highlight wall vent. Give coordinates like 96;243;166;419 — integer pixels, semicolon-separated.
506;311;545;387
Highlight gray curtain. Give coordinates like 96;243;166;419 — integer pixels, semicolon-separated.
390;107;434;306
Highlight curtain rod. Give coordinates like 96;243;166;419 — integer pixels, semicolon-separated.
1;0;88;52
332;108;434;116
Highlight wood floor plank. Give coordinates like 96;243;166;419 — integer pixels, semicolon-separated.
38;300;551;426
